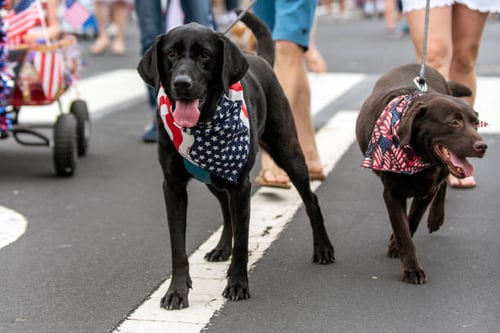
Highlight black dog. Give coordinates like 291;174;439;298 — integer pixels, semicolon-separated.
356;64;487;284
137;12;334;310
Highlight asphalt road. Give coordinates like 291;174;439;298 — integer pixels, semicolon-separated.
1;11;499;333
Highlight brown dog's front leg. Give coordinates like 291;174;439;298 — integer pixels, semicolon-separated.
222;183;251;301
383;189;426;284
160;180;192;310
427;182;446;233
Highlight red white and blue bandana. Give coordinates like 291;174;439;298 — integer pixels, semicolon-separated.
157;82;250;184
361;93;432;174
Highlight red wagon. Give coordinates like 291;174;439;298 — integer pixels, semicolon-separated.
2;34;90;177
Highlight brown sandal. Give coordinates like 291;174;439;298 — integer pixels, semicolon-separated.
255;169;291;189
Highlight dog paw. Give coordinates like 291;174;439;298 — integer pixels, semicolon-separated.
427;215;444;233
204;247;231;262
222;281;251;301
312;244;335;264
161;289;189;310
387;236;399;258
400;267;426;284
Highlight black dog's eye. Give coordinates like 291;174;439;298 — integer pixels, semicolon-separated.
167;49;177;59
199;49;211;60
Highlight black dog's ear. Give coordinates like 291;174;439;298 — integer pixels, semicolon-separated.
447;81;472;98
398;101;427;147
217;33;249;94
137;35;164;93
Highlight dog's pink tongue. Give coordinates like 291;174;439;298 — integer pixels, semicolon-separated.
173;99;200;128
450;153;475;177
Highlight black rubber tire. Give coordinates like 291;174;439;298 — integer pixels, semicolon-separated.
53;114;77;177
70;99;90;156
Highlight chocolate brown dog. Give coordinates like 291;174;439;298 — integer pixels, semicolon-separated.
356;64;487;284
137;12;334;309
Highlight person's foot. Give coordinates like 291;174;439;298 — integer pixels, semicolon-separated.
142;123;157;143
111;40;125;55
90;37;110;55
305;48;327;73
255;168;291;189
447;174;476;189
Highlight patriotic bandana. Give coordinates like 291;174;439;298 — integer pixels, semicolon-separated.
157;82;250;184
361;93;432;174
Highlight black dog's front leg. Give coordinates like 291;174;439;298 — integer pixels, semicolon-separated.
160;180;192;310
204;185;233;262
222;180;251;301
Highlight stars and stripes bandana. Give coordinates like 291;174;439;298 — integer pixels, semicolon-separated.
157;82;250;184
361;93;432;174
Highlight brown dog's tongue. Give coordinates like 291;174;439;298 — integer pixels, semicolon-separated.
173;99;200;128
450;153;475;177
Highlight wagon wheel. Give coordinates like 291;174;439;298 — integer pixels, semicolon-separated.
70;99;91;156
53;113;77;177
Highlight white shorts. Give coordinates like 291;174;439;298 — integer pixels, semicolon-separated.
401;0;500;13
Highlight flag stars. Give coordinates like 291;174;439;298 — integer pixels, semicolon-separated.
160;84;249;183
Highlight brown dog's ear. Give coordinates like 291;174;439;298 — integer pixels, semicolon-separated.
398;101;427;147
137;35;164;93
217;33;249;94
447;81;472;98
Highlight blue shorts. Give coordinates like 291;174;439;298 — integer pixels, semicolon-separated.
252;0;318;49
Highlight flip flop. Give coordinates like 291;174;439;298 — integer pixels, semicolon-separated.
309;169;326;181
255;169;291;189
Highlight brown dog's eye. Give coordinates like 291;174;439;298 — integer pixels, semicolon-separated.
450;119;463;128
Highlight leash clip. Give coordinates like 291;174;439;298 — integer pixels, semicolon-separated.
413;76;427;93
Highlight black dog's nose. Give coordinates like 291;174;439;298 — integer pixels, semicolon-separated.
474;141;488;153
173;75;193;90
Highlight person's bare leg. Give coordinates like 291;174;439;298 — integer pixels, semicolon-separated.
443;4;489;188
275;40;323;175
90;2;110;55
305;20;327;73
258;40;323;186
449;4;489;105
110;2;130;55
405;6;453;77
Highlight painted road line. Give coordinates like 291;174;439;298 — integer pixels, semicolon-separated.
475;77;500;134
17;69;146;124
0;206;28;250
15;71;366;124
113;110;359;333
309;72;365;116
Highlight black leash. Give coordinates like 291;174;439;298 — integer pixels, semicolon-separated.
413;0;431;93
223;0;258;35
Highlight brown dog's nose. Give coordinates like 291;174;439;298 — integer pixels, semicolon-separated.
173;75;193;90
474;141;488;154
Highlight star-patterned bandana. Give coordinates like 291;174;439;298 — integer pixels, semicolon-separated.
361;93;432;174
157;82;250;184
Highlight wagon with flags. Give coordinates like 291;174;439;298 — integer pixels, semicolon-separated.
0;0;91;177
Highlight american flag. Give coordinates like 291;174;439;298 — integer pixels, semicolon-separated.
361;93;431;174
63;0;91;30
5;0;41;45
33;50;64;102
158;82;250;184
